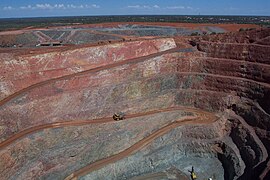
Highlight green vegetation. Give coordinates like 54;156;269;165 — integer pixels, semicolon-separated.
239;27;257;32
190;32;200;36
0;15;269;32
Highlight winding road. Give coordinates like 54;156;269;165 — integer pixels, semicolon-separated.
1;25;269;180
0;104;218;180
0;47;180;107
0;43;217;180
0;106;216;150
62;107;218;180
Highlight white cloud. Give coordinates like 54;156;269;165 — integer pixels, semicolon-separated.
56;4;65;9
166;6;185;10
36;4;54;10
127;5;161;9
143;5;151;9
91;4;100;8
126;4;195;11
3;6;14;10
17;4;100;10
20;5;32;10
127;5;141;9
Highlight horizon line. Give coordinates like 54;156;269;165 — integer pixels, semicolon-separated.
0;14;270;19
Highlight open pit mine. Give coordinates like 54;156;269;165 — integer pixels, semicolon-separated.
0;23;270;180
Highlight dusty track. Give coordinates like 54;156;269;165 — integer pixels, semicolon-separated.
63;108;218;180
196;56;270;68
260;159;270;179
2;44;270;107
0;47;179;107
200;41;270;48
84;29;135;40
0;22;259;36
63;29;135;44
1;24;269;180
1;106;217;179
33;31;53;42
177;72;270;88
0;106;213;150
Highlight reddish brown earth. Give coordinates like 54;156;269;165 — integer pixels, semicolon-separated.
0;24;269;180
0;22;259;35
0;22;259;48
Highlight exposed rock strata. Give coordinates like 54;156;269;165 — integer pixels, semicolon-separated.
0;28;269;180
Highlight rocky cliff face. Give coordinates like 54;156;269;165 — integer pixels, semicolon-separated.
0;38;176;101
0;28;269;180
194;29;270;179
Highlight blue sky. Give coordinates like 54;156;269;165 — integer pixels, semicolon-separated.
0;0;269;18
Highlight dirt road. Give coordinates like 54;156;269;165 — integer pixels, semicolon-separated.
0;106;213;150
0;47;179;107
63;108;218;180
0;106;217;180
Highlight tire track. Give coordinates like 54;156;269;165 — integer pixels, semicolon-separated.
0;47;179;107
64;108;217;180
0;106;211;150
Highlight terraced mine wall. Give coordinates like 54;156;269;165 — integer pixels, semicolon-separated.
0;29;269;180
0;38;176;101
196;29;270;179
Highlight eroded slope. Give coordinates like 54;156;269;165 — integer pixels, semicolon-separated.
0;28;269;180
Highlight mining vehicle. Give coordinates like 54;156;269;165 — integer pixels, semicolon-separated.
113;112;125;121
